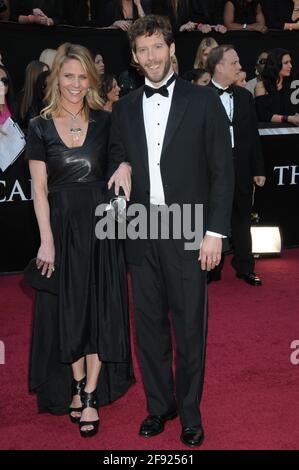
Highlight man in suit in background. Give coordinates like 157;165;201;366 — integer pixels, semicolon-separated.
207;45;266;285
108;15;234;447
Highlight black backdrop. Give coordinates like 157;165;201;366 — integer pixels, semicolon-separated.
1;23;299;272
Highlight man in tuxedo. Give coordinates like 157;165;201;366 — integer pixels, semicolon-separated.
108;15;234;447
207;45;266;285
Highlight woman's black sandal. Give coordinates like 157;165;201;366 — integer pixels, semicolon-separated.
79;390;99;438
69;376;86;424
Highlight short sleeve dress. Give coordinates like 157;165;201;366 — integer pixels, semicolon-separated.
25;109;135;415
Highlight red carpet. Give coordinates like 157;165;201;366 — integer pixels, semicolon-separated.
1;249;299;450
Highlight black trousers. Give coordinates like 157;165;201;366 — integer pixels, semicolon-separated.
130;238;208;427
231;192;255;274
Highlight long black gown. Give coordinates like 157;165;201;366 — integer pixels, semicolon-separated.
25;109;135;415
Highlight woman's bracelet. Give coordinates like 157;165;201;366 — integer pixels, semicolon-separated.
28;14;34;23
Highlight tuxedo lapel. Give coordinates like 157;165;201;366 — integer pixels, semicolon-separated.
232;85;240;125
128;88;149;174
208;82;232;126
161;79;189;158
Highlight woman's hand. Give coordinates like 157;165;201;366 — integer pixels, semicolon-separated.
36;240;55;278
214;24;227;34
32;8;47;18
112;20;132;31
197;23;213;33
251;23;268;33
288;114;299;126
179;21;197;32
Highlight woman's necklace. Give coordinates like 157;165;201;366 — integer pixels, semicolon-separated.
61;105;84;143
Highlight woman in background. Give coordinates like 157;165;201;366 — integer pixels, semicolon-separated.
193;37;218;70
99;74;120;112
255;48;299;126
245;50;268;96
39;49;56;69
261;0;299;31
94;53;105;77
224;0;267;33
183;68;211;86
103;0;145;30
16;60;48;131
0;64;14;124
151;0;201;32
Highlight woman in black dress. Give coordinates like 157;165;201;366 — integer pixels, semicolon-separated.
261;0;299;31
255;48;299;126
151;0;202;32
102;0;145;30
10;0;63;25
25;43;135;438
224;0;267;32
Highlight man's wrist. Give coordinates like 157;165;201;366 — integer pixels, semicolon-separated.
206;230;226;238
120;162;132;172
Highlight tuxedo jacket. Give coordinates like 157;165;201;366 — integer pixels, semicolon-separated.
108;77;234;265
210;83;265;199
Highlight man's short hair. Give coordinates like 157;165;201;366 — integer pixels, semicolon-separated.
128;15;174;52
207;45;235;76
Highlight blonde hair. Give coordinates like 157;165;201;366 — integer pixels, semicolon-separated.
41;43;103;119
39;49;57;69
193;37;218;69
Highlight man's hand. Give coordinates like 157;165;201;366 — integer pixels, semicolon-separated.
199;235;222;271
254;176;266;187
108;162;132;200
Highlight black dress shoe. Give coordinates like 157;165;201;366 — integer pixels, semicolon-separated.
139;411;177;437
181;425;204;447
236;272;262;286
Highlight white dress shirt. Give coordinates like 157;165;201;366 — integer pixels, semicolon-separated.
143;73;175;205
142;74;224;238
211;79;234;123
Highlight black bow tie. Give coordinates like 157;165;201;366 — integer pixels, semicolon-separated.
144;73;177;98
214;84;234;96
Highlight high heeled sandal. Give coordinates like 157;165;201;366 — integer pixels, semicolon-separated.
79;390;99;438
69;376;86;424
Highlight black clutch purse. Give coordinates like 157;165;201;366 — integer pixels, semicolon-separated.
24;258;59;295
